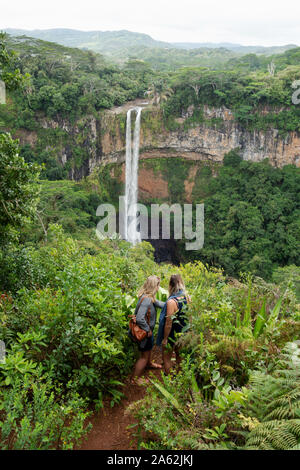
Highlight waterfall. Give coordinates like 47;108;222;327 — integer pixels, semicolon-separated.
124;107;142;244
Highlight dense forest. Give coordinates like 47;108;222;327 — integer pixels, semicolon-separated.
184;151;300;280
0;31;300;450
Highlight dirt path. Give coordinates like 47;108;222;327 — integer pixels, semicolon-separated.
79;347;163;450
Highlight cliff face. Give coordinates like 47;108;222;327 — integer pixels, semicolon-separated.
91;103;300;201
97;104;300;169
17;101;300;190
113;162;204;203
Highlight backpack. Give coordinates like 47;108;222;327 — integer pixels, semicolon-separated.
129;296;151;343
156;291;187;346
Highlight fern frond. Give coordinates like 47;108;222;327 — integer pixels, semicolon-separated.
246;419;300;450
265;388;300;420
244;342;300;450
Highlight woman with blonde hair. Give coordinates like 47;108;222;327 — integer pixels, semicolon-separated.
130;275;165;384
156;274;189;375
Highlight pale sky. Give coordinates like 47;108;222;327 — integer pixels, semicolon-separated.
1;0;299;46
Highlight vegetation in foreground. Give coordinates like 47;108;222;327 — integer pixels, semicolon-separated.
1;227;299;449
128;265;300;450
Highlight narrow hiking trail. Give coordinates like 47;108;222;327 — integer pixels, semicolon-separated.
80;347;163;450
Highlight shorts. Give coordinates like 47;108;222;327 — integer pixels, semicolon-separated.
138;335;154;352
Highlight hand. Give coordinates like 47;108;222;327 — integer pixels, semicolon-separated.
147;330;153;337
162;338;168;346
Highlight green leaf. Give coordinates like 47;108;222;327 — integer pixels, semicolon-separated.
157;287;168;302
5;376;11;385
236;311;241;329
266;296;283;332
253;297;267;338
219;423;226;433
242;279;252;328
149;379;186;419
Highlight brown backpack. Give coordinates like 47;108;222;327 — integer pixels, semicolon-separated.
129;296;151;342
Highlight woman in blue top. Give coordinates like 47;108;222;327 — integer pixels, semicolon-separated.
157;274;189;375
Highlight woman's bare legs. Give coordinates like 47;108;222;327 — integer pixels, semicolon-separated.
131;350;151;381
146;350;162;369
162;344;182;375
162;344;174;375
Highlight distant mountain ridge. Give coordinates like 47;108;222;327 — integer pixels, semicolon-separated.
3;28;298;56
173;42;298;54
3;28;172;52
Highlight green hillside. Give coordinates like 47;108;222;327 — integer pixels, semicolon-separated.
4;28;172;54
3;28;298;70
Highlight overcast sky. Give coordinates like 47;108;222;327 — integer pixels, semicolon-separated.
1;0;299;46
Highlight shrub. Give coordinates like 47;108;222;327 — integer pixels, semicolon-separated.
0;372;91;450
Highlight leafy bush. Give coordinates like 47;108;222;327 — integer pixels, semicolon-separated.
0;372;91;449
0;133;40;243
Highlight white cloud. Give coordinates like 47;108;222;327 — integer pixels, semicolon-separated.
0;0;299;45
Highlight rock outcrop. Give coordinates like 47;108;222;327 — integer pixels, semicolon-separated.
97;103;300;169
16;100;300;188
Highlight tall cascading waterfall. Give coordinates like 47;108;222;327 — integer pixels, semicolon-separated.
124;106;142;244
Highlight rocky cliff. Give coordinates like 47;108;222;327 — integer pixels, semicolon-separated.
16;100;300;200
96;101;300;169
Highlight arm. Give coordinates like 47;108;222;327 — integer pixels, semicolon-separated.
154;299;165;309
162;299;178;346
135;297;151;334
